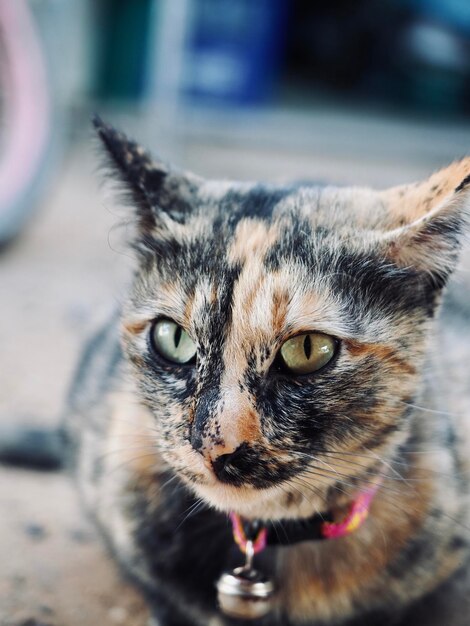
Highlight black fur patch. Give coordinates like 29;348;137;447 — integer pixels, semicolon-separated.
455;172;470;192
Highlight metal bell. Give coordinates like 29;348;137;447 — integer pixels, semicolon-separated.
217;565;275;620
216;540;275;620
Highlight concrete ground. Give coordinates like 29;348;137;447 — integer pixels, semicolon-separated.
1;109;469;625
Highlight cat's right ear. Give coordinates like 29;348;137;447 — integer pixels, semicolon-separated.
93;115;201;234
379;158;470;289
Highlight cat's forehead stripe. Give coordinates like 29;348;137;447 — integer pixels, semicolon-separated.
227;217;280;264
222;264;350;365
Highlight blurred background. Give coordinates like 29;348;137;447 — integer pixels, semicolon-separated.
1;1;470;624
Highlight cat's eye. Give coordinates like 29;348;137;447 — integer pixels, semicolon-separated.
279;332;336;375
150;320;197;365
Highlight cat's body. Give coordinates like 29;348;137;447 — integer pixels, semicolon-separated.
65;119;470;626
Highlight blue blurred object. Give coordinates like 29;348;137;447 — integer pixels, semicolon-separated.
183;0;288;105
405;0;470;33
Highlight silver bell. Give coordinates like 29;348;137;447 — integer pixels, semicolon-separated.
217;566;275;620
216;540;275;620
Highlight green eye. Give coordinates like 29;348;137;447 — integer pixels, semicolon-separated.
279;332;336;375
150;320;197;364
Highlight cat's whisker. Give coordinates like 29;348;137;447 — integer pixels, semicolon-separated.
310;465;455;523
300;465;406;498
294;451;404;490
318;457;406;487
96;444;166;463
106;442;167;458
289;477;330;510
290;476;351;508
356;444;411;485
272;481;322;518
285;477;328;510
321;448;470;479
175;498;209;531
293;467;353;496
269;519;290;544
261;482;300;517
103;415;162;434
99;451;173;478
399;401;460;417
362;485;470;537
309;450;392;476
160;473;180;491
322;447;450;459
295;474;413;520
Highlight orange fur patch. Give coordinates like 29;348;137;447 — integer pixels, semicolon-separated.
228;218;279;264
122;318;148;335
382;157;470;225
345;339;416;376
237;408;262;443
271;289;290;336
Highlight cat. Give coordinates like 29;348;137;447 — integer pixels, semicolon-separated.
64;115;470;626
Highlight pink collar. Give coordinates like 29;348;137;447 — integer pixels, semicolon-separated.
230;480;381;555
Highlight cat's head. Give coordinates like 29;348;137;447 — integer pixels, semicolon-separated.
95;117;470;520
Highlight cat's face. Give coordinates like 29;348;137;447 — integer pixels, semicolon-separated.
96;118;470;520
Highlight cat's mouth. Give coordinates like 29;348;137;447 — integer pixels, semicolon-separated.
169;442;369;520
172;447;331;520
191;478;328;520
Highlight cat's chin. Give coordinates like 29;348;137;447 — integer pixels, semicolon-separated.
190;479;326;521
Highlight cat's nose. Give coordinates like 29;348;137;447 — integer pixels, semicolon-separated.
194;435;243;475
201;440;239;472
211;444;247;484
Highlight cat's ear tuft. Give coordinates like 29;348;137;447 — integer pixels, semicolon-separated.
380;158;470;288
92;115;201;232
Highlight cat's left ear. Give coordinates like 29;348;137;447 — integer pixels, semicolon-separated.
379;158;470;287
93;115;202;233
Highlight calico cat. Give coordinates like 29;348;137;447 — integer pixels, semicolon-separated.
65;116;470;626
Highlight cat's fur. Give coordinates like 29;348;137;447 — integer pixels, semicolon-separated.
65;118;470;626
